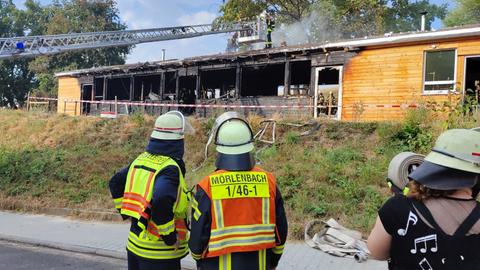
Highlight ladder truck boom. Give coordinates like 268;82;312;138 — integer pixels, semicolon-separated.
0;21;260;60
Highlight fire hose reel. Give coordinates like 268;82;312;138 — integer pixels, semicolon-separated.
387;152;425;195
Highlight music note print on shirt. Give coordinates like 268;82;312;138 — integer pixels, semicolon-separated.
398;211;418;236
419;258;433;270
410;234;438;254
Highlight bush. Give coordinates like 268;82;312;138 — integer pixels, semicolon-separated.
285;131;300;144
379;109;434;153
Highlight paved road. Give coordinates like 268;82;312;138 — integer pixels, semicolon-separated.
0;240;127;270
0;211;387;270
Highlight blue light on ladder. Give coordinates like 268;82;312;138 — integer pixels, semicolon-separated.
16;42;25;50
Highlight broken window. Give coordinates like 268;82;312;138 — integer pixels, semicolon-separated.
178;76;196;115
423;49;456;93
106;77;130;100
200;69;236;99
164;72;177;100
81;84;93;114
242;64;284;97
94;77;105;100
290;61;311;96
464;57;480;103
133;74;161;101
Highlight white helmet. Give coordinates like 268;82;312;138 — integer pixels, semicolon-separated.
150;111;192;140
213;113;256;171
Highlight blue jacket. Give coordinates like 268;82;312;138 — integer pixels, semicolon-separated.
109;138;185;245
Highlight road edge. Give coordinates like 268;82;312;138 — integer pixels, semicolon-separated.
0;233;197;269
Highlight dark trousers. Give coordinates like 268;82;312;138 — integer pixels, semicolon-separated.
127;251;181;270
196;250;273;270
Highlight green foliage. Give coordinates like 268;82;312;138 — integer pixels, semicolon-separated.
326;148;364;164
0;0;129;102
258;145;277;160
379;109;434;153
285;131;300;144
218;0;447;45
130;111;146;126
444;0;480;27
443;95;480;129
384;0;447;33
0;147;68;196
218;0;267;23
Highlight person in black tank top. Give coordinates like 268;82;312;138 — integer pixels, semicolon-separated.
367;128;480;270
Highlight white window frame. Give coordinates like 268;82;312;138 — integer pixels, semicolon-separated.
314;66;343;120
422;49;457;95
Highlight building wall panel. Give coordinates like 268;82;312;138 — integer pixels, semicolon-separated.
341;39;480;121
57;77;81;116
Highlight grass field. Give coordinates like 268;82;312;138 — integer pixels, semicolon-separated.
0;108;478;238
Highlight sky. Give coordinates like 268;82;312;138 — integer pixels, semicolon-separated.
12;0;454;64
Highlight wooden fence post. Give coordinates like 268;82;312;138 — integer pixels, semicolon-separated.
26;92;30;111
115;96;118;118
328;91;333;117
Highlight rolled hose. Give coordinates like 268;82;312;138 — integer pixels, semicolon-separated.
387;152;425;190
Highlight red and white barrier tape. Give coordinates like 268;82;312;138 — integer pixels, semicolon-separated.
28;96;421;110
29;97;58;101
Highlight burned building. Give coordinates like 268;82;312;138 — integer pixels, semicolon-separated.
56;25;480;121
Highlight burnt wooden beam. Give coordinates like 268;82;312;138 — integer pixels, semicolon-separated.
159;72;165;100
284;60;291;97
235;64;242;98
175;70;180;102
103;76;108;100
309;67;316;97
129;75;134;101
196;70;201;98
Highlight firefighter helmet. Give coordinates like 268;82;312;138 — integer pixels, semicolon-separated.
409;129;480;190
214;116;255;171
150;111;192;140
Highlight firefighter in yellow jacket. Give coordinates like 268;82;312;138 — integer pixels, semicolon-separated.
189;114;288;270
109;111;191;270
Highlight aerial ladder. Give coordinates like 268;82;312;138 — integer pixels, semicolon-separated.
0;19;266;60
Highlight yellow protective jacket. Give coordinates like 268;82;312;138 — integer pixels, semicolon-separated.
114;152;189;260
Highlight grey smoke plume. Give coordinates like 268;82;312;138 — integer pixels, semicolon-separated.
272;10;341;47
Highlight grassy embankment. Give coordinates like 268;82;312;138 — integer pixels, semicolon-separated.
0;108;478;238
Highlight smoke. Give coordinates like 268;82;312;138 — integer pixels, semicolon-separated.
272;10;341;47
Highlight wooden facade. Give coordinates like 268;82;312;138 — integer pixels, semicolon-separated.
342;38;480;121
57;76;81;115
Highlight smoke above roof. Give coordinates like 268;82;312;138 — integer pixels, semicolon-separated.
272;10;341;47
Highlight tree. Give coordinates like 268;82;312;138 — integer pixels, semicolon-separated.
0;0;36;108
218;0;315;24
28;0;130;96
330;0;388;38
384;0;447;33
218;0;447;46
0;0;129;107
444;0;480;27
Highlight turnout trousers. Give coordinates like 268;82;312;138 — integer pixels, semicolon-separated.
127;250;181;270
196;250;272;270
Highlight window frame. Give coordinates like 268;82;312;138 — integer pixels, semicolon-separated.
422;49;458;95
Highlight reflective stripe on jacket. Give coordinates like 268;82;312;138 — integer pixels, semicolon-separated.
198;167;277;258
120;152;189;260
